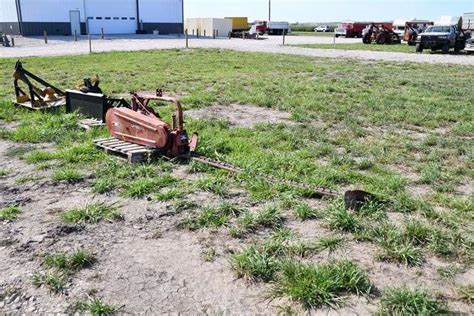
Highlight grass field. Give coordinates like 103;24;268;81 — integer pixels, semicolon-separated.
290;31;335;37
297;42;418;53
0;49;472;313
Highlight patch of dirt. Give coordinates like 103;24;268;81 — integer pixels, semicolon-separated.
186;104;292;128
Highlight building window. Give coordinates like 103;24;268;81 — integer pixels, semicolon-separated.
105;17;111;20
87;17;93;20
96;17;102;20
130;17;136;20
121;17;127;20
113;17;119;20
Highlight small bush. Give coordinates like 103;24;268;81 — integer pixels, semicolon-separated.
45;250;96;272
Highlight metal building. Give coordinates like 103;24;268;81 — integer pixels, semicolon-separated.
0;0;184;36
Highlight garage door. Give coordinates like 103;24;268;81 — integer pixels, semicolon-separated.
85;0;137;34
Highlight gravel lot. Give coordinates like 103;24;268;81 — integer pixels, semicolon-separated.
1;34;473;65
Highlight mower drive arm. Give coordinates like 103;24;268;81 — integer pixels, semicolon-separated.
131;92;184;131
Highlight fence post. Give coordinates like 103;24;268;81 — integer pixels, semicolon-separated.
333;33;336;44
197;29;199;38
228;31;231;39
74;30;77;42
203;29;206;37
101;28;104;39
44;30;48;44
88;33;92;53
282;31;285;45
242;31;245;39
185;29;188;48
11;36;15;47
212;29;215;39
216;30;219;37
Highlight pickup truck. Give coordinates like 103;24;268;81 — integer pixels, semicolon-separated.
315;25;329;32
465;37;474;54
416;17;467;53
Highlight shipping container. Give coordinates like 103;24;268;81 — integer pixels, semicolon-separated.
225;17;248;31
185;18;232;37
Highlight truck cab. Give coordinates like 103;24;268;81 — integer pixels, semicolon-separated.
416;16;467;53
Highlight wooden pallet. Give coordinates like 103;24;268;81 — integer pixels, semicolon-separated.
79;118;104;130
94;138;155;163
14;99;66;111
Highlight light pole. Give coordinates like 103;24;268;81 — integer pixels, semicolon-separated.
268;0;271;22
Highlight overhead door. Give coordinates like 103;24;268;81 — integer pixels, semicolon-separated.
85;0;137;34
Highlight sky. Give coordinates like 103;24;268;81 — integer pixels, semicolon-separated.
184;0;474;23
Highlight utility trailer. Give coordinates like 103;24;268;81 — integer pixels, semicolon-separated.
267;21;290;35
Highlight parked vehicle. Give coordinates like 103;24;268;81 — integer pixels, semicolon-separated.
362;23;401;44
267;21;290;35
463;12;474;31
225;17;249;33
315;25;330;32
465;37;474;54
403;20;433;45
393;19;407;37
416;16;467;53
335;21;370;38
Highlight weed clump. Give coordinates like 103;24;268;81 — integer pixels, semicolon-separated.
62;202;122;224
378;287;449;315
273;260;373;308
0;205;21;221
70;298;117;315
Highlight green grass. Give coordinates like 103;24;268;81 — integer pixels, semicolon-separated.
51;167;82;183
231;245;279;281
0;49;472;311
290;31;335;37
32;271;66;293
378;287;449;315
179;201;241;230
230;206;284;237
273;260;373;309
293;202;320;220
297;43;417;53
458;285;473;304
70;298;117;316
62;202;122;224
44;250;96;272
0;205;21;221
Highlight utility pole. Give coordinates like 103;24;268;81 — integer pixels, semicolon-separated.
268;0;271;22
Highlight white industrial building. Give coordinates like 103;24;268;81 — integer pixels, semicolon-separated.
0;0;183;36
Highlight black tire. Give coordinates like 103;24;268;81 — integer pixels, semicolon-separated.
442;44;449;54
362;34;372;44
335;34;339;38
415;43;423;53
376;33;387;45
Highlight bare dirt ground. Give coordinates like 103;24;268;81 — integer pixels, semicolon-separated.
1;106;472;314
1;34;473;65
186;104;292;128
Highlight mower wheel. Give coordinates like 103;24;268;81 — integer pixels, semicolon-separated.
415;43;423;53
362;35;371;44
442;44;450;54
376;33;387;44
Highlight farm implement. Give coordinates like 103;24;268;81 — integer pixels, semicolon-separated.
105;90;375;209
